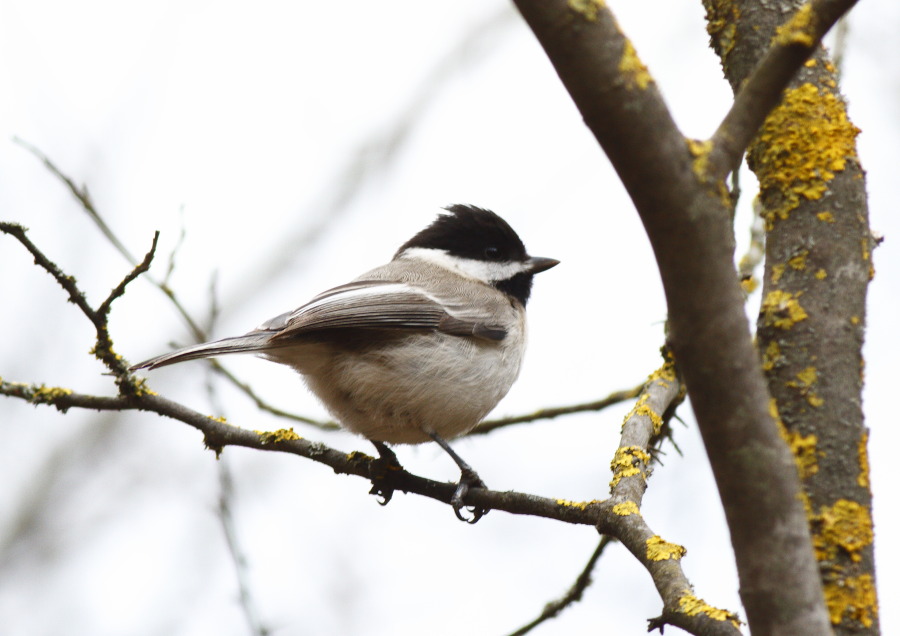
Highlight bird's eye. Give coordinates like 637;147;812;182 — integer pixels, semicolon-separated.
484;246;501;260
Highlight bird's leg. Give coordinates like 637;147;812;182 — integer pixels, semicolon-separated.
368;440;403;505
426;431;488;523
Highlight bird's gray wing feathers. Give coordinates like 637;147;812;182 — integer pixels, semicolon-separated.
129;333;273;370
130;280;505;371
268;280;506;342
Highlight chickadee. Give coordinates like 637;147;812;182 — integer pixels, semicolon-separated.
132;204;558;521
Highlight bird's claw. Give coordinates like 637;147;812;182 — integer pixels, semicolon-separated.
369;482;394;506
451;467;488;524
368;441;403;506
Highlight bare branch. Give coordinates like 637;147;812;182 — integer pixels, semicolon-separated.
13;137;141;265
97;231;159;318
507;535;614;636
14;138;211;345
471;384;643;435
0;222;156;387
217;460;271;636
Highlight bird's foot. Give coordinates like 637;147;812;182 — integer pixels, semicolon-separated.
451;466;488;524
368;441;403;506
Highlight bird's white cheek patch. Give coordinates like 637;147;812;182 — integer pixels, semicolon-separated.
401;248;527;284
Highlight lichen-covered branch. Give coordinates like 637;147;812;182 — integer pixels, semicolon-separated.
708;0;861;176
510;0;857;632
702;1;878;632
596;357;740;634
0;376;604;525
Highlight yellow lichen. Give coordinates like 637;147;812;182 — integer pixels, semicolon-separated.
687;138;714;180
790;432;819;478
761;290;808;329
612;501;640;516
808;394;825;407
788;250;808;271
619;40;652;90
752;83;860;229
768;397;781;422
762;340;782;371
775;4;816;48
678;592;742;627
30;384;73;404
857;432;870;490
257;428;301;444
703;0;739;61
556;499;596;510
740;276;759;294
771;398;820;479
646;535;686;561
609;446;651;489
824;574;877;627
568;0;605;21
788;366;824;407
814;499;873;562
132;377;158;397
797;366;818;386
815;268;828;280
804;58;817;68
647;358;677;385
817;211;836;222
850;315;861;325
624;393;665;436
771;263;786;283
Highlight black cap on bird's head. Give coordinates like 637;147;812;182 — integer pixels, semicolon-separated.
396;204;527;262
396;204;558;305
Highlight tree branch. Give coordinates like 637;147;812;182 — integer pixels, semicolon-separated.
709;0;861;176
471;384;642;435
509;0;854;632
0;222;156;391
0;377;605;525
706;0;878;631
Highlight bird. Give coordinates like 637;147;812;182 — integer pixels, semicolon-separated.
131;204;558;521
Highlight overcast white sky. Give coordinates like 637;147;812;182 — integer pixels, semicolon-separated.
1;1;898;634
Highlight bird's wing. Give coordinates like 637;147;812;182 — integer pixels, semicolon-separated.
261;280;507;342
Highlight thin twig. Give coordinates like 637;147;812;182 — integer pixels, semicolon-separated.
471;385;643;435
0;222;157;388
14;137;210;344
507;535;614;636
217;460;271;636
201;278;271;636
12;137;140;264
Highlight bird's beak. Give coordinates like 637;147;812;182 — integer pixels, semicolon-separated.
526;256;560;274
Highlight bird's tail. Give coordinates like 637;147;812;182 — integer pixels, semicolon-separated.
129;333;273;371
